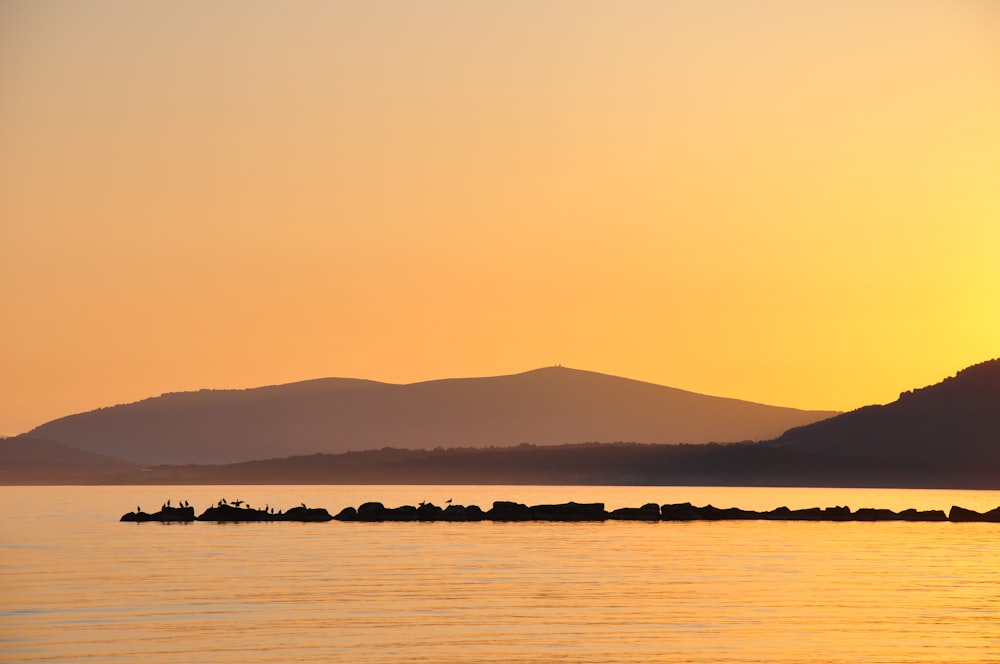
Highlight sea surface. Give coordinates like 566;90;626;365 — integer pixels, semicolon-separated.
3;484;1000;663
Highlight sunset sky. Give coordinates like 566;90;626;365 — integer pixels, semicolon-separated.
2;1;998;436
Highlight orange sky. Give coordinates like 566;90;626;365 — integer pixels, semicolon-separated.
2;1;998;436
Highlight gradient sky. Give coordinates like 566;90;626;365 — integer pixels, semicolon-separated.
2;1;998;435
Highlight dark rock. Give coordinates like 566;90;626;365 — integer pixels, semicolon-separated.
949;505;1000;522
897;508;947;522
487;501;533;521
279;506;333;522
121;506;195;523
660;502;701;521
528;502;607;521
197;504;271;522
357;502;386;520
822;506;852;521
416;503;444;521
384;505;419;521
853;508;899;521
441;504;467;520
462;504;488;521
786;507;824;521
609;503;661;521
334;506;358;521
697;504;761;520
949;505;983;522
442;504;486;521
764;506;792;520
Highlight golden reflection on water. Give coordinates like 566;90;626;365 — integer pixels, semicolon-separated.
3;485;1000;663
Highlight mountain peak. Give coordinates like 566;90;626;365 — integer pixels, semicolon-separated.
26;368;836;465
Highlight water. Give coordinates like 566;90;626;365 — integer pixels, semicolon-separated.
3;485;1000;663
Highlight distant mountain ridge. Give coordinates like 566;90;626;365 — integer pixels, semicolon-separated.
0;436;135;484
25;366;838;465
775;358;1000;467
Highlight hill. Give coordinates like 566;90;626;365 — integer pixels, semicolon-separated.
24;367;837;464
774;359;1000;471
0;436;135;484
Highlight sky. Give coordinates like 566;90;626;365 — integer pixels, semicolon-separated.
2;1;998;436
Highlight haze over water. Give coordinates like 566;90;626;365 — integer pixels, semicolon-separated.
5;485;1000;663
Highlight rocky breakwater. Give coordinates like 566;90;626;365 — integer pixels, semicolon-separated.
658;503;949;522
122;500;1000;524
332;501;956;522
121;500;333;523
333;501;614;522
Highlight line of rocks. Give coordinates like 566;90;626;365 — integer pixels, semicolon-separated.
120;504;334;523
121;501;1000;524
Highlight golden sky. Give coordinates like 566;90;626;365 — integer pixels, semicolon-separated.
2;1;998;435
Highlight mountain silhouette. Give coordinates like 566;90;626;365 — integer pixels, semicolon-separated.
25;367;837;465
774;359;1000;469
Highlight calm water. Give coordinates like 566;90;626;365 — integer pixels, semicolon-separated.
3;485;1000;663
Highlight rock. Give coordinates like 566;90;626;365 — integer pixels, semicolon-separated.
441;504;468;521
949;505;1000;522
896;508;947;522
121;506;195;523
279;506;333;522
334;506;358;521
609;503;661;521
785;507;824;521
948;505;983;522
416;503;444;521
528;502;607;521
384;505;419;521
660;502;701;521
852;508;899;521
197;504;271;522
487;501;533;521
822;506;852;521
441;504;487;521
697;505;761;520
357;502;386;520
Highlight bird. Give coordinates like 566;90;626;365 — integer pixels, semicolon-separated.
446;498;453;504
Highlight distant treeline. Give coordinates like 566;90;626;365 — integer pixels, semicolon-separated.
91;441;1000;489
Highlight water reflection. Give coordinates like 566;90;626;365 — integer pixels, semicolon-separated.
3;486;1000;663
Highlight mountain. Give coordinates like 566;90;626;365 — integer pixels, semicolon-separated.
0;436;135;484
25;367;838;465
774;359;1000;471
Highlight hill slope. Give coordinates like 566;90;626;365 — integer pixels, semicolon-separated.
26;367;837;464
0;436;135;484
774;359;1000;468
